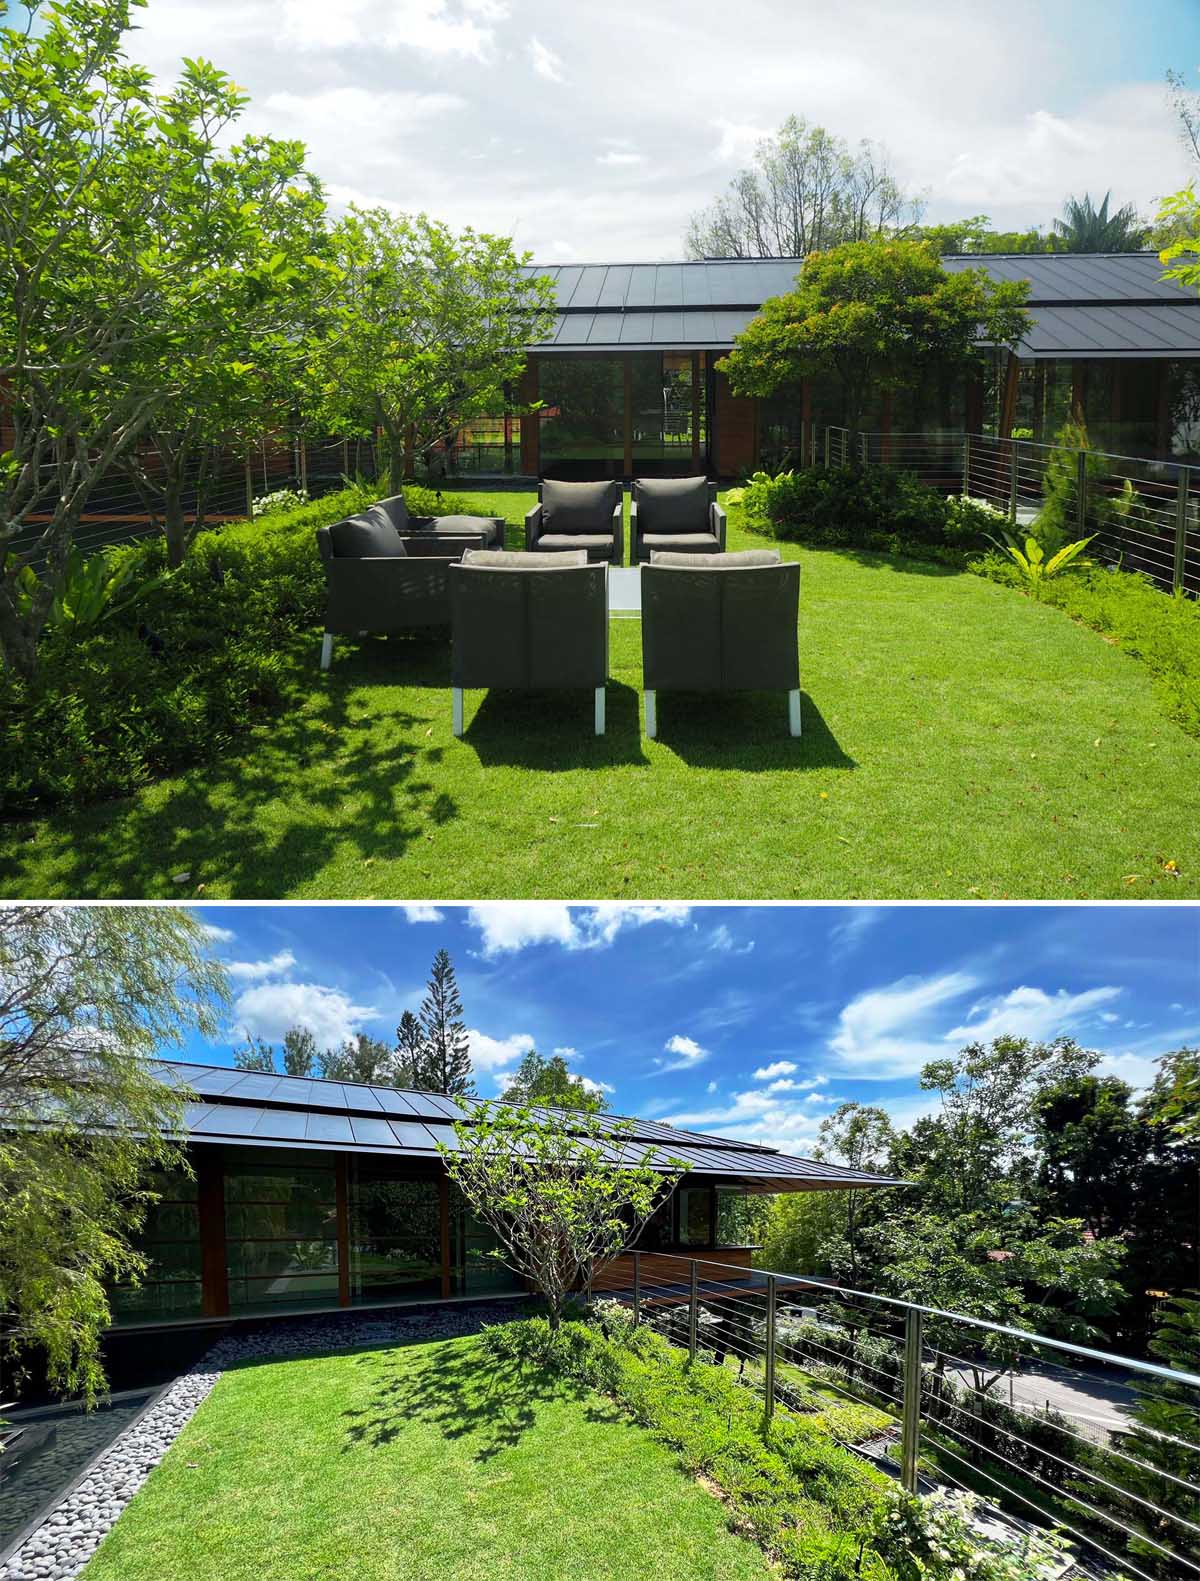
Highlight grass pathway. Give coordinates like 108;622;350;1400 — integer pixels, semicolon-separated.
81;1335;774;1581
2;491;1196;898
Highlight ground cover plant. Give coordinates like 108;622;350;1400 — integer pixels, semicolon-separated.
2;483;1199;899
80;1330;777;1581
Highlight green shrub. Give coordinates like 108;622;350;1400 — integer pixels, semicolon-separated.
972;557;1200;738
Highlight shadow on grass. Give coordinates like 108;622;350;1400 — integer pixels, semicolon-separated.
341;1340;613;1464
0;635;462;898
649;690;855;771
465;680;647;768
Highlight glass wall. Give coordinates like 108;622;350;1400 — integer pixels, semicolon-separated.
109;1168;203;1325
348;1168;441;1305
223;1156;339;1315
451;1186;522;1296
677;1185;714;1248
539;356;625;474
631;353;706;470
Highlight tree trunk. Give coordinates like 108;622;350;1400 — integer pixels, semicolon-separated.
163;475;188;570
0;581;45;680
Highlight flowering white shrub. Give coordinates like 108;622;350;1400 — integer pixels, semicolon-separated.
875;1487;1087;1581
251;487;310;520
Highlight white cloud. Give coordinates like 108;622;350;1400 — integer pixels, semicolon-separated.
706;1080;718;1094
200;923;236;943
553;1045;579;1060
466;1028;535;1072
713;116;769;163
657;1033;709;1073
596;150;644;167
580;1076;616;1096
235;981;374;1049
829;971;977;1077
828;908;884;959
529;36;564;82
708;924;754;956
944;984;1122;1046
402;905;445;923
753;1059;797;1081
279;0;502;59
226;950;298;983
764;1078;800;1093
467;903;690;957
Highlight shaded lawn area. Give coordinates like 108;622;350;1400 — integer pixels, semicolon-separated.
2;489;1198;899
81;1334;775;1581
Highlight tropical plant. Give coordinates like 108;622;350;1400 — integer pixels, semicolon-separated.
440;1103;683;1329
718;240;1030;449
14;545;167;636
1052;192;1147;252
1158;185;1200;293
994;532;1094;599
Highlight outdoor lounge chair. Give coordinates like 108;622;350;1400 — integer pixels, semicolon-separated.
630;476;725;563
524;479;623;565
315;513;487;671
372;491;505;548
640;548;800;738
449;548;608;735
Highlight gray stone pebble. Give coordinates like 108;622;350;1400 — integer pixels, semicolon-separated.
0;1301;520;1581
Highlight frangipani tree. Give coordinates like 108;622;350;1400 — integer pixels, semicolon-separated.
440;1102;685;1330
306;208;556;485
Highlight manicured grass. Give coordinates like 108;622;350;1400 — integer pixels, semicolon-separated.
81;1334;775;1581
2;487;1198;898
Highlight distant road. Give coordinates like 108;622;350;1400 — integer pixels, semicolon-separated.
944;1358;1139;1443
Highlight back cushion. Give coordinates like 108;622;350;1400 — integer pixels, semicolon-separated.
541;479;618;533
463;548;588;569
649;548;779;568
374;493;411;531
637;476;709;531
327;512;408;558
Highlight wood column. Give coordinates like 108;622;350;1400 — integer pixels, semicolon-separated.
196;1149;229;1318
439;1169;452;1299
1071;361;1086;423
1000;353;1020;438
335;1155;351;1308
623;355;634;479
1156;362;1172;458
690;353;702;472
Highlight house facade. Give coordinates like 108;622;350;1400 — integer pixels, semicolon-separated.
109;1061;899;1331
448;252;1200;479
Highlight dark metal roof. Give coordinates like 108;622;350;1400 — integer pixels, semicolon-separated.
528;252;1200;360
152;1060;902;1191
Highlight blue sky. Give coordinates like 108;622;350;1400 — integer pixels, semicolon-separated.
178;904;1200;1154
15;0;1197;259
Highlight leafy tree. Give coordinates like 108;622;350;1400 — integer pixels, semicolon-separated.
914;216;1057;255
281;1025;318;1078
419;948;473;1096
717;239;1030;449
499;1050;609;1113
685;115;919;259
441;1102;683;1329
809;1102;895;1285
1030;1073;1147;1237
1052;192;1146;252
0;905;227;1400
306;208;555;484
393;1007;428;1089
232;1034;276;1073
319;1032;398;1085
0;0;313;673
1157;187;1200;290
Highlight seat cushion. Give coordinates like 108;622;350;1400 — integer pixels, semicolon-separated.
328;513;408;558
541;479;619;533
649;548;781;568
462;548;588;569
536;533;614;552
374;493;410;531
636;475;709;531
641;532;722;553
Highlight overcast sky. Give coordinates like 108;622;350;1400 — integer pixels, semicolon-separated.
63;0;1200;260
172;903;1200;1155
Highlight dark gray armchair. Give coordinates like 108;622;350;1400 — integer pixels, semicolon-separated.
373;491;505;548
449;549;609;735
631;476;725;563
315;512;488;671
640;549;800;737
524;479;623;565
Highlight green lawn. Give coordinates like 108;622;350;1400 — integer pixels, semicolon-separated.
2;487;1197;898
82;1334;775;1581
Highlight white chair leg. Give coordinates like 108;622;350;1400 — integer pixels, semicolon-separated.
788;688;802;737
320;633;333;671
644;689;657;739
452;687;464;738
594;686;606;736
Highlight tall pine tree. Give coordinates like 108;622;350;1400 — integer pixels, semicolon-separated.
394;1009;429;1090
419;949;473;1096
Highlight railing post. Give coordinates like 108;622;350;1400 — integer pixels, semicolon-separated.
1174;466;1190;595
823;427;831;469
900;1306;924;1495
244;452;254;521
633;1250;641;1325
688;1260;698;1361
859;432;868;468
962;432;971;497
1076;448;1088;539
764;1275;777;1426
1008;442;1018;524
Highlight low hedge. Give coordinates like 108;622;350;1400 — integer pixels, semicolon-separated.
0;483;485;812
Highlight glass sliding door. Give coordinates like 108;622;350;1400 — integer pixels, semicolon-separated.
348;1169;442;1305
109;1168;203;1324
631;353;705;473
223;1157;339;1314
538;356;625;476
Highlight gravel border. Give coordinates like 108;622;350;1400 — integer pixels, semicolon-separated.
0;1302;522;1581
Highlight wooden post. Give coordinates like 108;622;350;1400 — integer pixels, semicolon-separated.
1000;353;1020;439
335;1156;351;1308
439;1169;452;1299
691;353;701;473
196;1150;229;1318
623;354;634;480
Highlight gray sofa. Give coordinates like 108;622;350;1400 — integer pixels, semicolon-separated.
372;492;504;548
640;548;800;737
630;476;725;563
449;548;609;735
524;479;623;565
